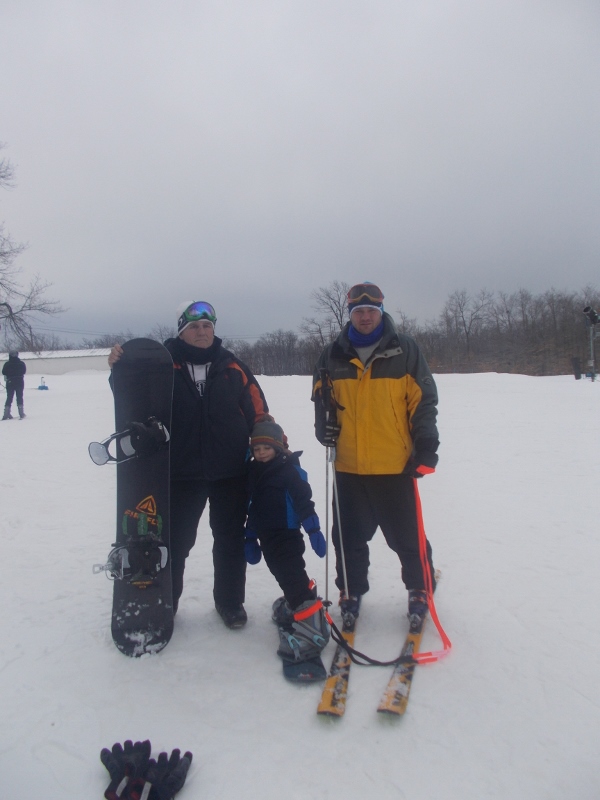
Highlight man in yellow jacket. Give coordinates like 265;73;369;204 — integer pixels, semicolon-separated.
312;282;439;622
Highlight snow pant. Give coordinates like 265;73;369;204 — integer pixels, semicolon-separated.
257;527;313;610
169;475;248;610
331;472;436;597
4;379;24;412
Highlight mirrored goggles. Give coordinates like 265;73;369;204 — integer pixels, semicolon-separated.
181;301;217;324
347;284;384;304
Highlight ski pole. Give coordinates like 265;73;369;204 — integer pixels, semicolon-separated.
330;448;349;599
324;436;330;603
318;368;350;604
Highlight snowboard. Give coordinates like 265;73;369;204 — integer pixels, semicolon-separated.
100;338;174;657
282;655;328;683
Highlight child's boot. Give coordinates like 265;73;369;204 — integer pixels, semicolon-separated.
277;596;330;666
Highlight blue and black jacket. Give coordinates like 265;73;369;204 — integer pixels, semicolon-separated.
247;451;316;532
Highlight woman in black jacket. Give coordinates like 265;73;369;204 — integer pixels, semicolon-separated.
109;301;271;628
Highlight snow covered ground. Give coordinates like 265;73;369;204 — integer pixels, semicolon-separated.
1;369;598;799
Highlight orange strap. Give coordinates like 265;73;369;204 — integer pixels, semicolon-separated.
413;478;452;664
293;598;323;621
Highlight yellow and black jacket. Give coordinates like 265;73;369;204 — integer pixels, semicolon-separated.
312;313;438;475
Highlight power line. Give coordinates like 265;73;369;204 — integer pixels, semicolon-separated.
31;324;267;342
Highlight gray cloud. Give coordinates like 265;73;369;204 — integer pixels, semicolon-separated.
1;0;599;341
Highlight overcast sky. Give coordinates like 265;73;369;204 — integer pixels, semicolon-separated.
1;0;599;344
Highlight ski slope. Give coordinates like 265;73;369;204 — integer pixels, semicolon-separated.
0;369;598;799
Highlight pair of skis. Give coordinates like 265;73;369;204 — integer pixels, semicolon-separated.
317;613;427;717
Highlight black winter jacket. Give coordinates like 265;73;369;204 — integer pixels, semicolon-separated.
164;337;269;482
247;451;316;532
2;355;26;384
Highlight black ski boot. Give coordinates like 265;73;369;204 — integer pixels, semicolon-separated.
18;405;25;419
407;589;429;626
339;591;362;628
2;407;12;420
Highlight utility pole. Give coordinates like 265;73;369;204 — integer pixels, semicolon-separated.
582;306;599;381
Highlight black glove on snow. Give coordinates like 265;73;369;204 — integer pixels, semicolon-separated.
128;749;193;800
100;740;151;800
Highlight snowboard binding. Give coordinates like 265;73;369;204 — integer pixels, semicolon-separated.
94;541;169;585
89;417;170;465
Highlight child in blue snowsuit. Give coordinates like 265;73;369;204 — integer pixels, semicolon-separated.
245;420;330;667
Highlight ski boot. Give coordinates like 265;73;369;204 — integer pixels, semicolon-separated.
407;589;429;628
276;595;331;682
18;405;25;419
2;407;12;420
339;591;361;629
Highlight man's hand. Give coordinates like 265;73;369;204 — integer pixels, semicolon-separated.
321;421;341;448
108;344;124;368
404;451;438;478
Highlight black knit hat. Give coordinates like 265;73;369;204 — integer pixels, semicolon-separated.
251;421;285;453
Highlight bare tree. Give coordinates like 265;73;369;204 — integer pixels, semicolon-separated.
396;308;420;337
3;330;73;353
0;145;63;343
442;289;494;360
147;323;177;343
80;331;134;348
300;279;350;345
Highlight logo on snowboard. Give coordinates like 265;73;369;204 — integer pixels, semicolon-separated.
123;495;163;535
119;495;168;588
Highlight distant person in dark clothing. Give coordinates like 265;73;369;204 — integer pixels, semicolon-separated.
108;301;272;629
2;351;26;420
245;420;330;668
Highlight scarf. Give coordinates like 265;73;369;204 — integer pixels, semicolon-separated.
171;335;222;365
347;320;384;348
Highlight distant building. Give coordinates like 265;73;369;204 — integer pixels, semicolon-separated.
0;349;111;375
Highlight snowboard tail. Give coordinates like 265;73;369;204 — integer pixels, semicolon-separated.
282;655;328;682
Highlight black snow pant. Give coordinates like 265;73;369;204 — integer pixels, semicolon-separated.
4;379;24;411
170;475;248;611
256;527;313;610
331;472;436;597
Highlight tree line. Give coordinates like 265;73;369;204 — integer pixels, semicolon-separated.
2;150;598;375
400;286;600;376
4;277;600;378
220;285;600;377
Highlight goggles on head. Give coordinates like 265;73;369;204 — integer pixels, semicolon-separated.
180;301;217;324
347;283;384;304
